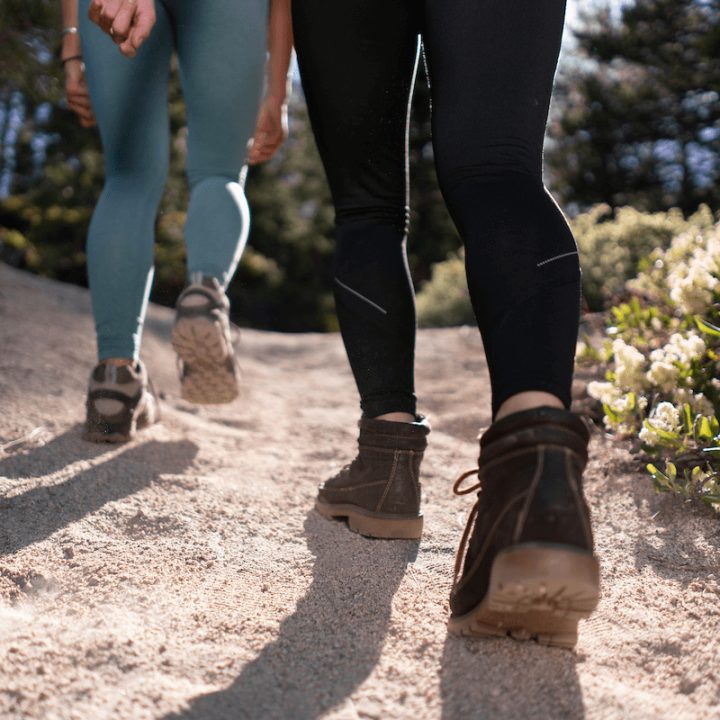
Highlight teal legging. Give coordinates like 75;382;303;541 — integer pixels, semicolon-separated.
79;0;268;361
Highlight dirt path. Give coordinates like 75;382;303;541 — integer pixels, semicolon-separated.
1;263;719;720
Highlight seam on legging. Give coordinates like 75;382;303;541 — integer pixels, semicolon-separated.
334;278;388;315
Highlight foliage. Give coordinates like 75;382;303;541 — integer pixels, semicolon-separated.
573;204;714;310
547;0;720;214
586;219;720;511
0;1;60;103
415;250;474;328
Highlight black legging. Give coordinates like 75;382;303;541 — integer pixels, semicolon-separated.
293;0;580;419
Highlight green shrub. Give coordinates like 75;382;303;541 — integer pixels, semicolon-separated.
574;204;714;310
416;250;475;327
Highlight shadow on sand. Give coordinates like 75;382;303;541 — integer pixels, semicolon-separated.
0;434;198;555
164;511;417;720
440;631;586;719
0;425;117;479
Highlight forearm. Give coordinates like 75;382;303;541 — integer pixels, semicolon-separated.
61;0;82;60
265;0;293;105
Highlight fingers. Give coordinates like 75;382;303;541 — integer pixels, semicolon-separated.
65;62;97;127
248;104;288;164
67;94;94;111
68;100;97;126
89;0;150;56
118;2;155;58
88;0;104;25
66;89;96;126
248;130;282;165
247;140;266;166
110;0;137;44
90;0;123;34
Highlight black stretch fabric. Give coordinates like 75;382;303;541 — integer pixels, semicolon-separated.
293;0;581;418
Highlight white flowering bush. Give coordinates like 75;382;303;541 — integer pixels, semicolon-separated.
574;204;714;310
587;219;720;511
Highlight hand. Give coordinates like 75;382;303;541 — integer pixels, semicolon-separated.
248;97;288;165
88;0;156;58
64;59;96;128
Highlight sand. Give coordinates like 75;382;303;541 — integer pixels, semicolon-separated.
1;262;719;720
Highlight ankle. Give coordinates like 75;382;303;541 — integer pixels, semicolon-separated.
103;357;134;367
495;392;564;421
374;412;416;423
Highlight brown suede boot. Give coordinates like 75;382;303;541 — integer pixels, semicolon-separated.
448;407;599;649
315;416;431;539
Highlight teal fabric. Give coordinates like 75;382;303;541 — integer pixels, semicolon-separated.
79;0;268;360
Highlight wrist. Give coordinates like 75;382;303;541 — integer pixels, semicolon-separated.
62;35;82;58
264;92;287;109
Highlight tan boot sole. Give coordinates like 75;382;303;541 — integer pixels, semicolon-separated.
448;544;600;649
315;498;423;539
172;316;238;404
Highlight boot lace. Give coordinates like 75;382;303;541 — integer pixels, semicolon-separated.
452;467;481;587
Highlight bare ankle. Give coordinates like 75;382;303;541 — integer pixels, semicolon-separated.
375;412;416;423
104;357;134;367
495;392;564;421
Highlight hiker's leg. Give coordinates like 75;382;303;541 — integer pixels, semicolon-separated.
426;0;599;649
293;0;422;419
293;0;430;540
175;0;268;288
80;0;173;362
425;0;580;419
167;0;268;405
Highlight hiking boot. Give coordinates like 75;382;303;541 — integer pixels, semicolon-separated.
448;407;599;649
315;416;431;539
84;360;160;443
171;274;239;404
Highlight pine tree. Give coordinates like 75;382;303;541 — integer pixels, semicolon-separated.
547;0;720;213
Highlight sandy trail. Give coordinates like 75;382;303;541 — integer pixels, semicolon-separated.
1;263;719;720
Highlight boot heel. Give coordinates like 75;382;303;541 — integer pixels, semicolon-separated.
348;512;423;540
448;544;599;649
315;499;423;540
488;543;600;617
84;413;135;443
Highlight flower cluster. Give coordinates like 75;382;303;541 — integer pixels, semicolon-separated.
586;218;720;511
573;204;714;311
